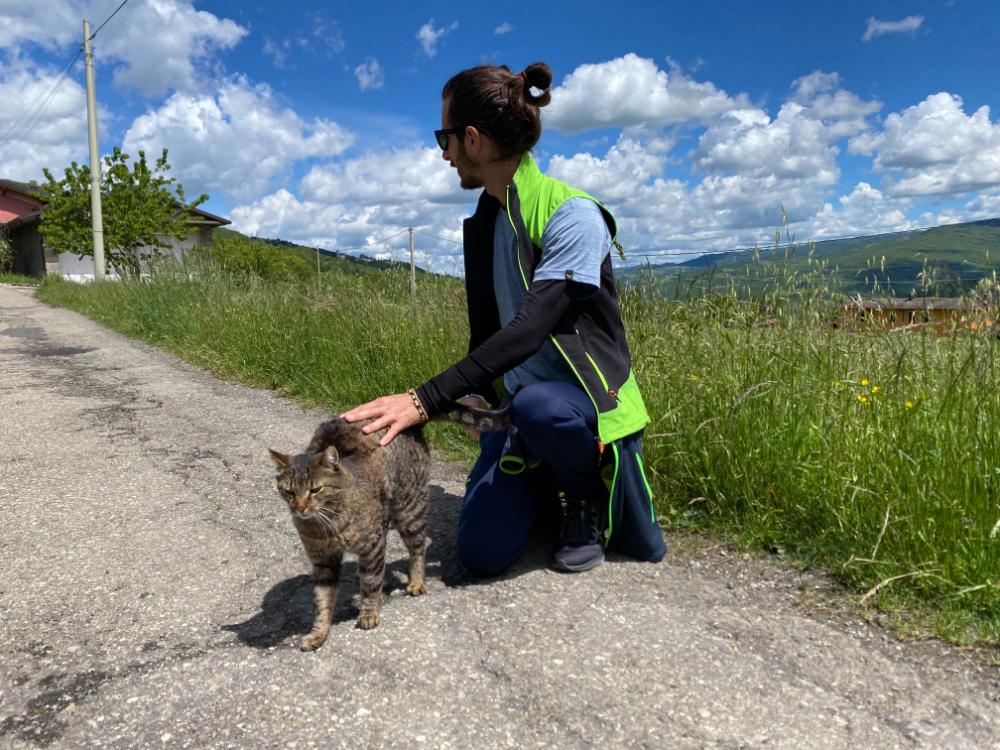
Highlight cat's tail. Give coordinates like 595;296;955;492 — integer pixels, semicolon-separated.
305;418;380;457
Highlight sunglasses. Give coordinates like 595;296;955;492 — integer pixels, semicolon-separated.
434;127;464;150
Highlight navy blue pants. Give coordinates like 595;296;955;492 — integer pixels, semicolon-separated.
457;381;605;576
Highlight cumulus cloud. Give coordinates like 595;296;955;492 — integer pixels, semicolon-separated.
862;15;924;42
0;0;246;96
416;19;458;58
962;191;1000;221
0;64;91;181
300;146;463;205
804;182;914;239
122;78;354;202
226;144;471;271
354;58;384;91
0;0;80;49
850;92;1000;196
544;54;750;134
494;22;514;35
98;0;246;95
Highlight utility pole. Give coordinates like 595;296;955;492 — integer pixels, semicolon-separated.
408;226;416;298
315;245;321;290
83;20;106;281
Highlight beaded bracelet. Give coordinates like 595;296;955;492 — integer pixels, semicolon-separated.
407;388;429;423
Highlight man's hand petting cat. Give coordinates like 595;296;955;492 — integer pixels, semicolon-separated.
342;393;423;446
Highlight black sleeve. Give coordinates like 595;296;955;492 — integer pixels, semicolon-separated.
415;279;579;416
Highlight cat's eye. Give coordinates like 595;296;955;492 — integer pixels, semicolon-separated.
309;487;322;495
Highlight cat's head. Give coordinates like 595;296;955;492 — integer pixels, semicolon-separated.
268;446;348;519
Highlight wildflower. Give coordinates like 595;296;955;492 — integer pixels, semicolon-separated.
871;386;881;394
688;374;700;382
860;378;869;386
905;400;914;410
857;395;869;405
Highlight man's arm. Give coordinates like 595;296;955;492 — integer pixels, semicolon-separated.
415;278;576;416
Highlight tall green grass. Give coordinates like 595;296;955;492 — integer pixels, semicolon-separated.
37;256;1000;644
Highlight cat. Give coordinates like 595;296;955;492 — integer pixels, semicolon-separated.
268;401;510;652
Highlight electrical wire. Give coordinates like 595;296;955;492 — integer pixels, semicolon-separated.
89;0;132;40
319;228;410;253
0;49;83;166
0;47;82;153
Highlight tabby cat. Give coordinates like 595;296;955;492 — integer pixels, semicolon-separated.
269;402;509;651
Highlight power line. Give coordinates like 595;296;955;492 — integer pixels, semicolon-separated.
89;0;131;40
0;48;82;155
0;49;83;166
413;228;463;245
320;228;410;253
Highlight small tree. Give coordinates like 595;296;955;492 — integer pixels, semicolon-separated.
37;148;208;277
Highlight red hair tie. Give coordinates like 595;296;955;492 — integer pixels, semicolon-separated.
517;70;527;81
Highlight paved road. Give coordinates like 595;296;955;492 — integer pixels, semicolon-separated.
1;284;998;750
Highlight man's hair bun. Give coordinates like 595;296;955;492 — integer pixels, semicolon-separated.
520;62;552;107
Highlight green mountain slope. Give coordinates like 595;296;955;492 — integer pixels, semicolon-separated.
623;218;1000;297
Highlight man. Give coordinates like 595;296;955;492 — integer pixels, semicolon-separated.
343;62;665;576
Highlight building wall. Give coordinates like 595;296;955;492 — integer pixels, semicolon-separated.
56;228;216;281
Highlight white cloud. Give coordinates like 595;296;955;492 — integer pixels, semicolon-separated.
227;144;475;270
262;38;293;69
122;78;353;203
98;0;246;95
0;0;247;96
850;92;1000;197
548;136;669;202
789;71;882;139
862;15;924;42
804;182;914;239
354;58;384;91
0;0;81;50
544;54;750;134
694;104;838;180
416;19;458;58
961;192;1000;221
494;22;514;35
0;64;90;181
300;146;463;205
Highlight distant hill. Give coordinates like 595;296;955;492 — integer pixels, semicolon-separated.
214;228;434;277
621;218;1000;297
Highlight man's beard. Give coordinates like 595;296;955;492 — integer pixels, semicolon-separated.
459;172;484;190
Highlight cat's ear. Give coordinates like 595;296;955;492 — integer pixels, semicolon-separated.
268;449;290;470
319;445;340;469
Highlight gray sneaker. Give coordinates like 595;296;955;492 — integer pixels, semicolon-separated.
553;496;605;572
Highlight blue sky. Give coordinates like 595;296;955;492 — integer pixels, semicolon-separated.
2;0;999;272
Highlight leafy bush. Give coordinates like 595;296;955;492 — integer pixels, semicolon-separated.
0;225;12;272
194;234;314;284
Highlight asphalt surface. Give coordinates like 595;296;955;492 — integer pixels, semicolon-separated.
1;284;998;750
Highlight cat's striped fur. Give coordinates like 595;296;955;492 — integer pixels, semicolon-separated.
268;401;510;651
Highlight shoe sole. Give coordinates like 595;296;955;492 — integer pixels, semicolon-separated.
552;552;605;573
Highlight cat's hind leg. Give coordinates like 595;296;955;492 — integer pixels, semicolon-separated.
356;532;387;629
302;552;343;651
396;489;429;596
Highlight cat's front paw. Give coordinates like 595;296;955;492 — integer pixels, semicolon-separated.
356;612;380;630
405;580;427;596
301;630;329;651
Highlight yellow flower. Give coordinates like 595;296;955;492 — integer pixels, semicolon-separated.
688;374;700;382
857;395;869;405
871;386;881;394
860;378;869;386
905;400;914;410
